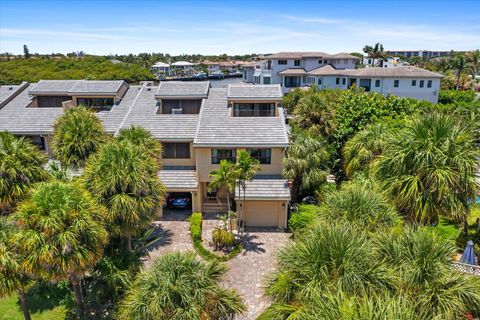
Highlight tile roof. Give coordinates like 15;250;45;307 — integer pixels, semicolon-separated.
234;178;291;200
278;68;307;76
29;80;127;96
262;52;360;60
158;170;198;190
194;88;289;147
155;81;210;98
0;82;29;109
119;86;199;140
0;83;139;135
306;65;443;78
227;84;282;100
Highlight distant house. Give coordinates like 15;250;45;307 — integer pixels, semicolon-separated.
171;61;196;76
201;60;221;75
109;59;122;64
151;62;171;77
387;50;456;59
363;57;409;68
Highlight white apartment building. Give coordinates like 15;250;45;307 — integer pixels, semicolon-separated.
363;57;409;68
151;62;171;77
243;52;442;103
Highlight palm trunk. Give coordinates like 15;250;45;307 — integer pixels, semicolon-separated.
18;290;31;320
226;190;231;212
126;232;132;251
456;71;461;90
70;274;84;318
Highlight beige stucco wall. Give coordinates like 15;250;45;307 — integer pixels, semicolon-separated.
195;147;285;182
161;141;196;167
239;200;287;228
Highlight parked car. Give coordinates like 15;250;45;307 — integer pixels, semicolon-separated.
210;71;224;79
193;72;207;80
167;193;192;209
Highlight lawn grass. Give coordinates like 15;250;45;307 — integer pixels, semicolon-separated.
430;217;461;242
0;295;66;320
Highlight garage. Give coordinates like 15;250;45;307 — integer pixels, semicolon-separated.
158;170;199;218
235;178;291;229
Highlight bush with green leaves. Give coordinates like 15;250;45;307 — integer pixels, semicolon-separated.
288;204;321;234
438;89;477;105
212;226;235;251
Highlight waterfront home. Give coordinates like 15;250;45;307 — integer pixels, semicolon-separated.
171;61;196;76
0;80;290;229
151;62;171;77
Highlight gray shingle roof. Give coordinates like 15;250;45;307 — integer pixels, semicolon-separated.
119;86;199;140
227;84;282;101
307;65;339;76
0;82;29;109
29;80;128;96
234;178;291;200
156;81;210;98
0;83;140;135
69;80;126;95
158;170;198;190
306;65;443;78
278;68;307;76
194;88;289;147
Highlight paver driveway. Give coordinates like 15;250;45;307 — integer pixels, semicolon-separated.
146;211;290;319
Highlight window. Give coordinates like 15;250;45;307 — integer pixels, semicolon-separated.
77;97;114;111
284;76;301;88
263;77;271;84
323;59;328;64
318;59;323;64
342;78;346;85
211;149;236;164
36;96;70;108
278;60;287;65
394;80;399;88
317;78;322;85
411;80;416;86
233;103;275;117
294;60;300;66
163;143;190;159
247;148;271;164
336;78;340;85
427;80;432;88
25;136;46;150
375;80;381;87
343;59;348;64
419;80;424;88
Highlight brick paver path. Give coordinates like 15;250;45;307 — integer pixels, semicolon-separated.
145;211;290;319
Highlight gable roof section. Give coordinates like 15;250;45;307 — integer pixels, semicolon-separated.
278;68;307;76
227;84;282;101
155;81;210;99
306;65;443;78
120;86;199;140
29;80;128;96
29;80;78;95
158;170;198;190
234;178;291;200
194;88;289;147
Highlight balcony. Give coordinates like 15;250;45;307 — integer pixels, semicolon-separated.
254;69;272;77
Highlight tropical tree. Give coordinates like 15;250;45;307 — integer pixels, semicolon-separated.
236;150;260;211
362;43;387;67
448;53;468;90
118;252;245;320
283;133;329;202
0;218;33;320
376;112;479;225
52;107;107;168
209;159;237;211
11;181;109;317
466;49;480;90
342;123;388;178
116;125;162;160
83;140;165;251
0;131;48;213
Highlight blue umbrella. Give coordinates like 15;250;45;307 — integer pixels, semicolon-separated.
460;240;477;266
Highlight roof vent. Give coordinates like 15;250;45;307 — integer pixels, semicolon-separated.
9;87;13;90
147;87;151;91
172;108;183;114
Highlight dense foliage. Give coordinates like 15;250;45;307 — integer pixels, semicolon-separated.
0;132;48;214
0;56;154;84
52;107;108;168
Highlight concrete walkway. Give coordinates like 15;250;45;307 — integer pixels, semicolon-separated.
145;210;290;319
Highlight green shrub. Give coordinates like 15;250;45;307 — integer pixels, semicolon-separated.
189;212;242;261
438;90;476;105
212;227;235;251
289;204;321;233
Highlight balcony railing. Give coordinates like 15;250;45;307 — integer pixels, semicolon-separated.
451;261;480;276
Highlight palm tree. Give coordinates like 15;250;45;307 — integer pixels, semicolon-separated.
363;43;387;67
376;227;480;318
116;125;162;161
11;181;109;317
83;140;165;251
235;150;260;216
118;251;245;320
375;112;479;225
209;159;237;211
0;131;48;214
466;49;480;90
0;218;33;320
52;107;107;168
343;123;388;178
283;133;329;202
448;53;467;90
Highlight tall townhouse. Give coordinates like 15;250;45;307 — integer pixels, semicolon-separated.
0;80;291;229
243;51;443;103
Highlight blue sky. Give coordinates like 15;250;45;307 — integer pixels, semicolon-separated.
0;0;479;55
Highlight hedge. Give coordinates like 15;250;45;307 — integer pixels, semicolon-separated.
189;212;242;261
